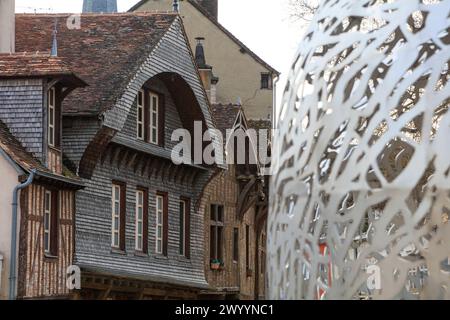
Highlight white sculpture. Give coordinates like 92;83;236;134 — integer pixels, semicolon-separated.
269;0;450;299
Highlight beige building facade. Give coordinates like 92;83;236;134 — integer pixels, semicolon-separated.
0;151;22;299
130;0;279;121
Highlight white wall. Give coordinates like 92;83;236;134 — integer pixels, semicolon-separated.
0;152;20;299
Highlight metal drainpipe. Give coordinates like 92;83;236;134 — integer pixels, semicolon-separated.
272;75;280;130
9;169;36;300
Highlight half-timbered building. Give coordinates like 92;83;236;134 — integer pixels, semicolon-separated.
0;51;86;299
15;12;222;299
198;104;269;300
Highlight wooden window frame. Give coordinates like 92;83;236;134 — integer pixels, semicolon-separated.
136;90;145;140
112;181;126;251
179;197;191;258
44;189;58;257
156;192;168;256
210;204;224;263
135;187;148;253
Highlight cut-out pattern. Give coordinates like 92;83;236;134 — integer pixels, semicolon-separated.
269;0;450;299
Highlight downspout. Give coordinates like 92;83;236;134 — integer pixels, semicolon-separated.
9;169;36;300
272;74;280;129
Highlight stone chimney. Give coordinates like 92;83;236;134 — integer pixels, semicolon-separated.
195;37;219;104
195;0;218;20
83;0;117;13
0;0;15;53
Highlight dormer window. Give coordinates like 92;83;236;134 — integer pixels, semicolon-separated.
48;87;56;147
135;88;164;146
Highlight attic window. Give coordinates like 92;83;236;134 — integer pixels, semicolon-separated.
261;73;272;90
135;89;165;147
48;87;56;147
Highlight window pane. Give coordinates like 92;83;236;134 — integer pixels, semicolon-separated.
157;240;162;253
210;205;216;221
218;205;224;222
138;91;143;105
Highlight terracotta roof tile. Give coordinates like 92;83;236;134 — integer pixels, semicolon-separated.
0;52;75;78
15;13;178;115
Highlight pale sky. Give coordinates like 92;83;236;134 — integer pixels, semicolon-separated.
15;0;307;107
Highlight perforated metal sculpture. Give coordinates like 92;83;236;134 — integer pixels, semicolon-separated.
269;0;450;300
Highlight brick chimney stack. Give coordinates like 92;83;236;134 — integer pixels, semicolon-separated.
0;0;15;53
195;0;218;20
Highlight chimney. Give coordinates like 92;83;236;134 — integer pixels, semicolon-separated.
0;0;15;53
195;37;219;104
195;0;218;20
82;0;117;13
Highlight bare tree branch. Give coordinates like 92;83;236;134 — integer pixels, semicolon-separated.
288;0;320;23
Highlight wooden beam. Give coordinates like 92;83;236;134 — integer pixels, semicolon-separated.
117;149;129;169
110;145;122;166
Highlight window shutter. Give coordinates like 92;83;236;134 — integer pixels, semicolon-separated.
50;190;59;256
158;94;165;147
162;193;169;256
119;183;127;251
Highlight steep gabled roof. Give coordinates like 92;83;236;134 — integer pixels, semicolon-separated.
128;0;280;75
15;13;178;115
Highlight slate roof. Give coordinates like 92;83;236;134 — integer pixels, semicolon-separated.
15;13;178;115
0;119;47;172
129;0;280;75
0;119;83;186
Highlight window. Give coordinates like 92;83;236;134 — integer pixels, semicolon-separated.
233;228;239;262
210;204;224;263
260;73;272;89
179;198;191;258
48;87;56;147
112;182;126;250
156;192;168;255
149;92;159;145
136;90;145;140
135;188;148;253
44;190;58;256
135;89;164;146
